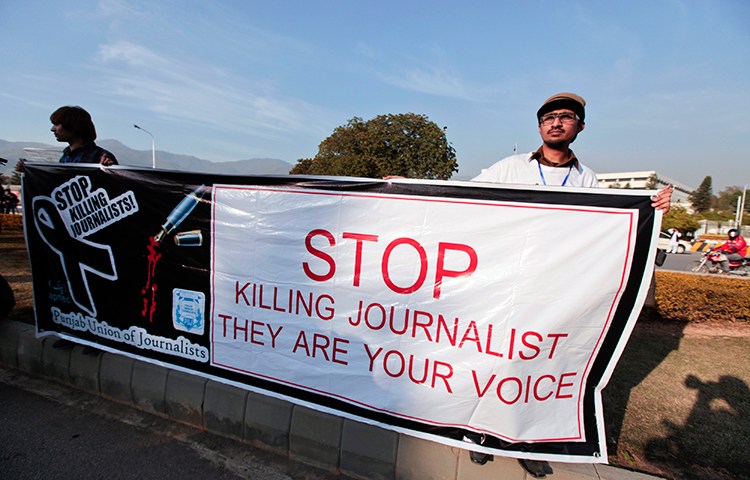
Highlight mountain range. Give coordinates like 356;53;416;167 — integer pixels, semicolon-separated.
0;139;295;176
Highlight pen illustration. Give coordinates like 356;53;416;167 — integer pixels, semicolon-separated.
141;185;208;323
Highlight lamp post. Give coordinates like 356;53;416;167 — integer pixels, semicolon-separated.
133;124;156;169
740;183;750;228
736;196;742;226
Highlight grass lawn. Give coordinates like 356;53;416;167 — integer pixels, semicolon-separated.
604;322;750;479
2;227;749;480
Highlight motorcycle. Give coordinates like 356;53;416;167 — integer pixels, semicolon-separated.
692;250;750;275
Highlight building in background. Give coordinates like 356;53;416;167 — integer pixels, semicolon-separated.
597;171;693;211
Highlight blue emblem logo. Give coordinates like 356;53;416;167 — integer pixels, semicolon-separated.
172;288;205;335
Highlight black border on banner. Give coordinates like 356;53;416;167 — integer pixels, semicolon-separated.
21;164;659;463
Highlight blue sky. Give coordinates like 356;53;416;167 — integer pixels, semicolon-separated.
1;0;748;191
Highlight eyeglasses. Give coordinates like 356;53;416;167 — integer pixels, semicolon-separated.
539;112;579;126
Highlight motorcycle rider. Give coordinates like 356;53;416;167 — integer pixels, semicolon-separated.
710;228;747;273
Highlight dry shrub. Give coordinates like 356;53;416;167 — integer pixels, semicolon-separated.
0;214;23;231
654;271;750;323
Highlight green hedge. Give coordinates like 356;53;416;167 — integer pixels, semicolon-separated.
653;270;750;323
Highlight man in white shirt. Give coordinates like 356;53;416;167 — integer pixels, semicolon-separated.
473;92;672;211
469;93;671;478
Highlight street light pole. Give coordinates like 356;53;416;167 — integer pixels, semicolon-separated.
736;196;742;226
740;183;750;228
133;124;156;169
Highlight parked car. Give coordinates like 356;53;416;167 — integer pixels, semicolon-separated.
658;231;691;254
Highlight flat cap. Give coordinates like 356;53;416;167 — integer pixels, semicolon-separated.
537;92;586;122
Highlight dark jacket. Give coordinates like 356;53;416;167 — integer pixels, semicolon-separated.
60;142;118;165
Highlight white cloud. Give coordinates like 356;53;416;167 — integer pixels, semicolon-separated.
92;40;331;141
355;44;492;102
380;64;478;101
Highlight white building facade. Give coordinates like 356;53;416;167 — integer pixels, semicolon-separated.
597;171;693;211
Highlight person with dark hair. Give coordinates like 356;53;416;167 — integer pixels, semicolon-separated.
49;106;118;165
16;106;118;174
3;187;19;214
473;92;672;211
468;92;672;479
35;106;116;355
0;188;9;213
386;93;673;477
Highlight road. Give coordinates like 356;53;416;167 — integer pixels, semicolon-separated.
656;250;702;273
0;367;325;480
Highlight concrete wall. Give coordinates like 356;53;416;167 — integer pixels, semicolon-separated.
0;319;660;480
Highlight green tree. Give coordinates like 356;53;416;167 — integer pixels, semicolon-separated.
290;113;458;179
661;205;701;234
714;186;743;218
689;176;713;213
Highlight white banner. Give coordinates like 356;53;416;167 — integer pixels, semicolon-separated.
210;185;638;443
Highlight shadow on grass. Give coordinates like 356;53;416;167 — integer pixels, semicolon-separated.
604;308;685;453
604;307;750;479
645;374;750;479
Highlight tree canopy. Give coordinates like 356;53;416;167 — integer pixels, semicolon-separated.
713;186;743;218
662;205;701;234
290;113;458;180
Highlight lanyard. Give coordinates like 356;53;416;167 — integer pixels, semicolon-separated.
537;160;573;186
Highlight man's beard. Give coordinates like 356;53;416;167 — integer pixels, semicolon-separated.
545;132;578;150
545;139;568;149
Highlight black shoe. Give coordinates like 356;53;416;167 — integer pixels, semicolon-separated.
463;433;493;465
82;346;101;356
53;339;75;350
469;450;493;465
518;458;552;478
